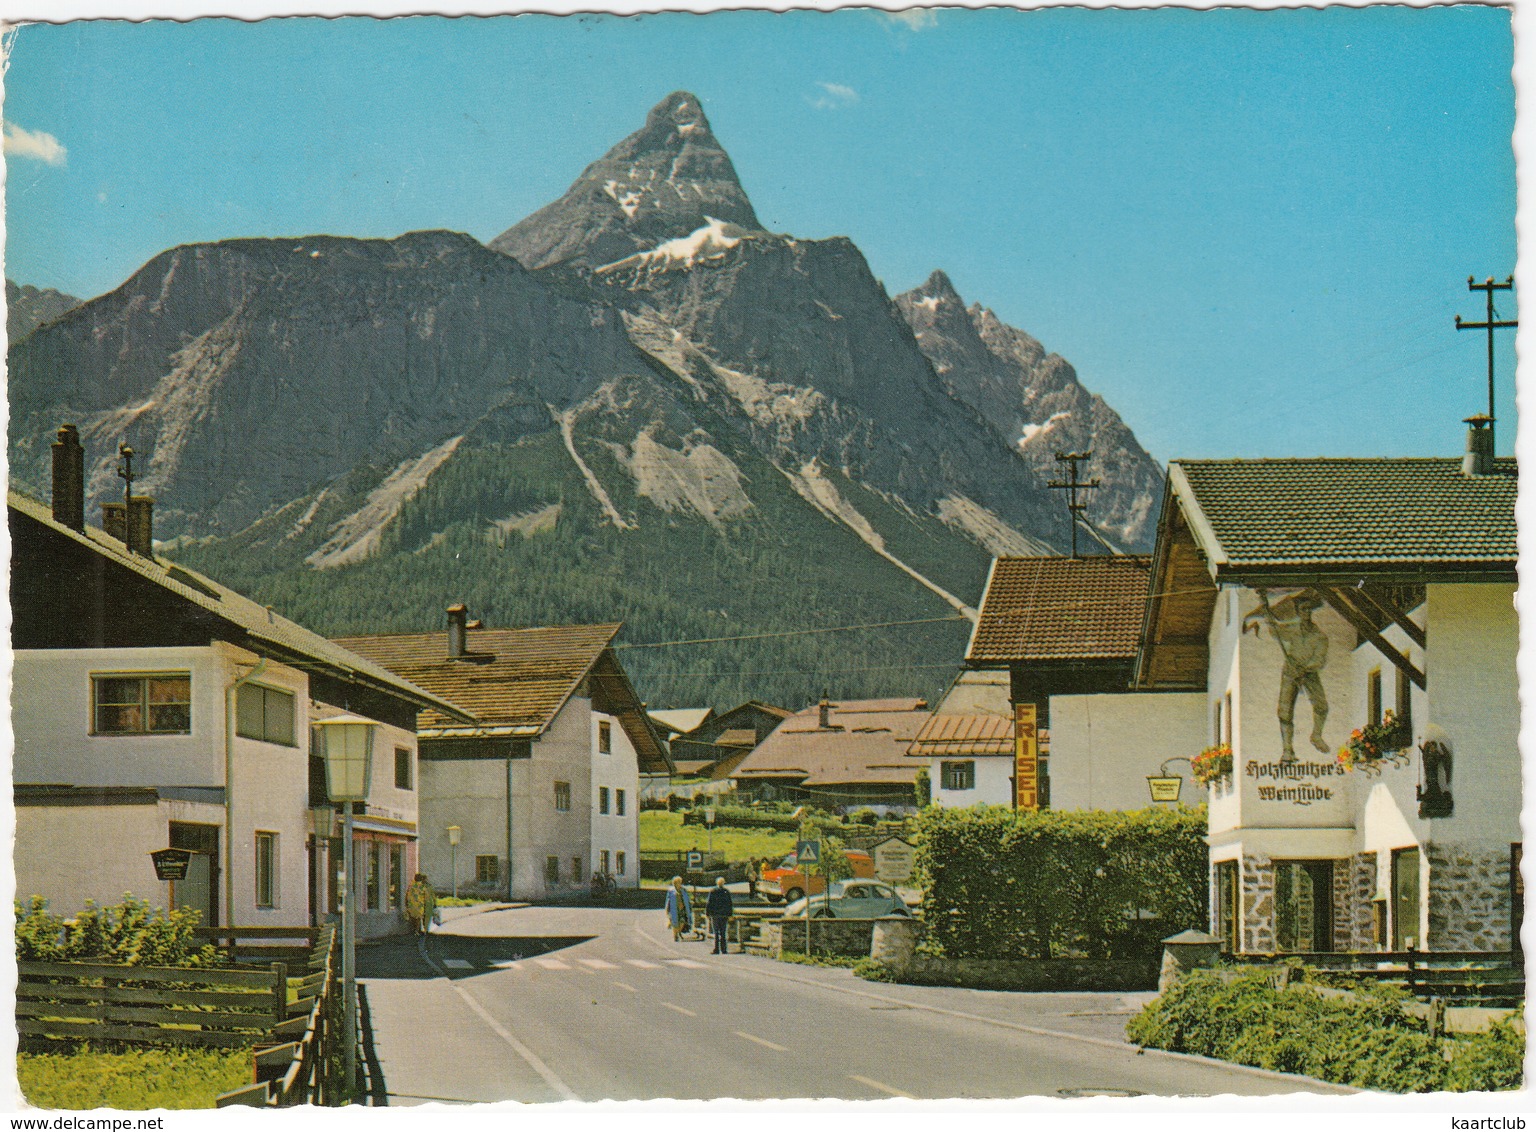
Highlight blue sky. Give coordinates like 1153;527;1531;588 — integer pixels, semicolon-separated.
1;6;1517;462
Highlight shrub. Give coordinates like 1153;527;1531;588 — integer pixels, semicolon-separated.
15;895;217;967
914;804;1206;962
18;1046;250;1109
1127;971;1455;1092
914;768;931;808
851;808;878;826
853;957;896;982
1444;1017;1526;1092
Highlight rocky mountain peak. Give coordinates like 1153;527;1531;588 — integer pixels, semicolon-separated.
490;91;762;272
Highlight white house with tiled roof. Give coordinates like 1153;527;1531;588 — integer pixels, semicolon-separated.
1136;444;1519;956
336;610;671;900
11;427;470;936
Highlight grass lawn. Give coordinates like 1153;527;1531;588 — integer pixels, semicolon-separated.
18;1046;252;1109
639;811;797;863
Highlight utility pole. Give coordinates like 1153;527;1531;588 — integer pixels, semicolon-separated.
1047;451;1101;559
1455;275;1516;452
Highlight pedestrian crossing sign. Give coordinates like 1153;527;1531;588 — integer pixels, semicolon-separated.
796;839;821;866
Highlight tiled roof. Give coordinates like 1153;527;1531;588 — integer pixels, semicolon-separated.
8;491;471;721
334;624;621;733
1171;459;1517;573
906;712;1014;758
966;556;1152;664
730;699;929;787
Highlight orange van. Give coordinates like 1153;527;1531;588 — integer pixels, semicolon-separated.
762;848;876;903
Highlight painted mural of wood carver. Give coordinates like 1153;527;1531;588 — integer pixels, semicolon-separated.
1242;588;1330;763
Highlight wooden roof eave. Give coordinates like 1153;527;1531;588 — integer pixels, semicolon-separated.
1134;477;1218;691
589;649;674;775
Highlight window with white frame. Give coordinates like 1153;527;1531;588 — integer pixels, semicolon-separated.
554;781;571;811
236;683;296;746
940;761;975;791
599;786;610;814
92;673;192;735
598;720;612;754
600;849;611;876
476;855;500;884
255;832;278;908
616;789;626;816
617;851;627;876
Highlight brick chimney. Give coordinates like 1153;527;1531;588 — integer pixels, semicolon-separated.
51;424;85;532
818;697;831;729
447;603;469;659
102;496;155;555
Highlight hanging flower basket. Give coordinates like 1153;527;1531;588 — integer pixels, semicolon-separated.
1191;744;1233;787
1337;710;1412;774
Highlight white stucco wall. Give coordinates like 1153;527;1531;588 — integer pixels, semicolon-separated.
928;755;1014;808
1047;692;1207;810
420;757;510;896
591;709;641;886
525;696;595;898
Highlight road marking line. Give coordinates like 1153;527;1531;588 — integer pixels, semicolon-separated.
418;939;579;1101
578;958;616;969
733;1031;788;1052
664;959;705;969
441;959;473;969
661;1001;696;1017
624;959;659;968
849;1074;915;1099
613;982;639;993
535;958;570;970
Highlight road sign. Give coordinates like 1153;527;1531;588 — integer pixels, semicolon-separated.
795;839;821;867
685;850;703;870
705;807;716;826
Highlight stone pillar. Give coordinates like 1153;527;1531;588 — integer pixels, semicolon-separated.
1158;930;1222;993
871;916;920;978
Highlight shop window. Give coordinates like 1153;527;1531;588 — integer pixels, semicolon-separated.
599;787;610;815
476;855;500;885
545;856;560;885
1275;860;1334;952
941;761;975;791
617;851;627;876
390;845;404;910
237;684;296;746
93;673;192;735
598;720;612;754
395;747;412;790
1392;847;1421;950
1216;860;1239;954
554;781;571;812
366;842;382;912
255;832;278;909
616;789;626;816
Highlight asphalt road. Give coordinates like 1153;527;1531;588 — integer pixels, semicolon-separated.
357;902;1352;1104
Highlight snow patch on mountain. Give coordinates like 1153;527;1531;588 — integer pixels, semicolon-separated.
614;427;753;527
306;435;463;570
596;217;753;276
1018;411;1072;446
781;460;977;620
936;495;1053;558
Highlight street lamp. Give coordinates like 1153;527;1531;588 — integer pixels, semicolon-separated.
447;825;461;900
1147;757;1193;805
313;714;376;1104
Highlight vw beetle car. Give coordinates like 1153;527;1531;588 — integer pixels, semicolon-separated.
782;879;911;919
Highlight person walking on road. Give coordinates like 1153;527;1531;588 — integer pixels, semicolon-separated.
746;860;760;900
405;873;437;935
706;876;735;954
665;876;693;942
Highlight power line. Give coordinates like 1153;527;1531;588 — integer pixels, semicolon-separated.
615;615;972;651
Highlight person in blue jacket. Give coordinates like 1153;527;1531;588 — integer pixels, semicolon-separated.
706;876;735;954
665;876;692;942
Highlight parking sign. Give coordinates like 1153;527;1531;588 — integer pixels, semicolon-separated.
685;850;703;870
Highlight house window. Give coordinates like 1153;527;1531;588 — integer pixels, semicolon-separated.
1215;860;1239;954
600;849;611;877
92;673;191;735
390;845;405;909
940;761;975;791
545;856;560;885
476;855;500;885
366;842;382;912
255;832;278;909
1368;669;1383;727
237;683;296;746
1392;847;1421;950
1222;691;1233;745
395;747;412;790
554;781;571;811
616;851;627;876
572;857;583;884
1275;860;1334;952
598;720;612;754
1213;699;1223;745
599;786;610;814
616;789;626;817
1396;668;1413;732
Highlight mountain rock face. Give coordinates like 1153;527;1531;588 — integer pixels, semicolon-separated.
7;280;82;343
492;92;764;271
8;91;1162;707
895;270;1162;549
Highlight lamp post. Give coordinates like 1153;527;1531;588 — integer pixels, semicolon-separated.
314;714;376;1104
447;825;461;900
1147;757;1193;805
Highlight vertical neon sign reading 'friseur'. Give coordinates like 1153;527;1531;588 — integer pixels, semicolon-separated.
1014;703;1038;811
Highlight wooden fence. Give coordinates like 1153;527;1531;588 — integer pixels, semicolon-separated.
1229;949;1523;1008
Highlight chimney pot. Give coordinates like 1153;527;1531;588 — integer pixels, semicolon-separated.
126;496;154;556
447;603;469;658
102;502;127;544
1462;414;1495;477
51;424;86;532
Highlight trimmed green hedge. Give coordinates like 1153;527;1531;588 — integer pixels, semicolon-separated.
914;805;1206;961
1127;970;1525;1092
15;895;217;967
